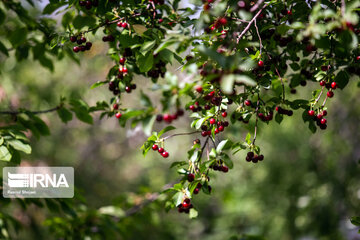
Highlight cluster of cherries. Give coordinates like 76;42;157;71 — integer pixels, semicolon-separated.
210;163;229;173
156;109;184;124
275;106;293;116
70;36;92;53
245;151;264;163
116;21;128;29
319;80;337;98
200;113;229;137
102;35;115;42
308;109;328;130
147;60;166;79
79;0;98;9
177;198;193;214
151;144;169;158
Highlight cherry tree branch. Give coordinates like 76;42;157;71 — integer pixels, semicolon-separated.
0;106;61;115
254;19;263;55
236;3;268;44
250;0;265;12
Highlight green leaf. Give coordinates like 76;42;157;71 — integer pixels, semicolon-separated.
57;107;73;123
221;74;235;94
158;126;176;137
73;15;96;29
275;113;283;124
7;139;31;154
9;28;27;47
334;70;349;89
216;140;232;153
137;52;154;73
222;154;234;169
351;216;360;226
140;91;152;107
91;81;107;89
235;75;257;86
189;208;198;219
142;115;156;136
140;40;156;55
172;191;185;207
0;146;11;161
0;41;9;57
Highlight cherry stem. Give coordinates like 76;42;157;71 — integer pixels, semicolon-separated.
254;19;262;55
314;86;325;106
252;94;260;145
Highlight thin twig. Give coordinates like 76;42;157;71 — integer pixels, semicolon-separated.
162;131;200;140
252;94;260;145
236;3;269;44
250;0;265;12
0;106;60;115
341;0;346;16
254;19;262;55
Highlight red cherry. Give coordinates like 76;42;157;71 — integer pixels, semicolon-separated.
221;166;229;172
218;17;227;26
158;19;163;24
194;188;200;194
113;103;119;110
287;10;292;15
182;200;190;208
121;22;128;28
327;91;334;98
214;128;219;134
317;113;323;120
218;125;224;132
209;118;216;124
123;67;128;74
258;60;264;67
117;21;122;27
73;46;80;53
331;82;337;89
210;26;215;31
70;36;77;42
356;56;360;61
195;86;203;93
244;100;251;106
152;144;158;150
187;173;195;182
320;118;327;125
189;105;196;111
308;110;315;116
201;131;207;137
162;151;169;158
221;112;227;117
125;86;131;93
115;112;122;119
163;114;172;123
158;147;164;153
119;57;126;65
320;80;326;86
322;110;328;116
208;91;215;97
206;130;212;136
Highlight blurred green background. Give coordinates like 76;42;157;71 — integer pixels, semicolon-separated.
1;36;360;240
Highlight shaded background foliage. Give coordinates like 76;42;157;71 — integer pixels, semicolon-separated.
0;0;360;240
